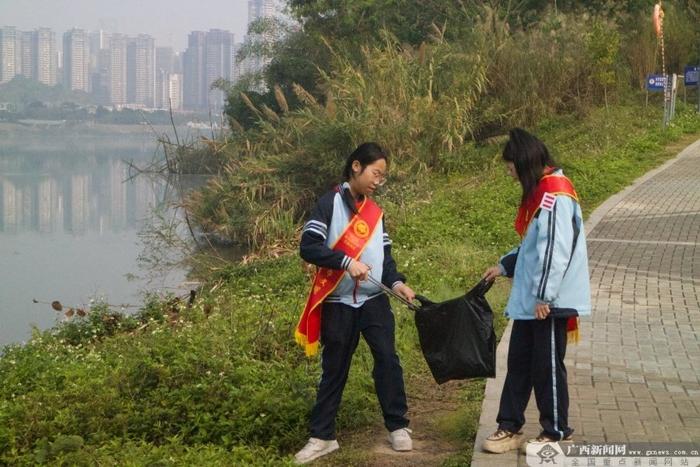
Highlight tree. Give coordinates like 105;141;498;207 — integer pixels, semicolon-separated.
587;21;620;108
225;0;476;128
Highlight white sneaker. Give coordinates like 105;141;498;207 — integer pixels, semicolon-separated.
388;427;413;451
482;428;523;454
293;437;339;464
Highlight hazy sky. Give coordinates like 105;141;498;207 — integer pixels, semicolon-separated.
0;0;262;51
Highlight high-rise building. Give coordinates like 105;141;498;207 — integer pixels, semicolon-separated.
94;47;111;104
13;33;21;79
56;49;63;86
183;31;206;110
63;28;90;92
126;34;155;107
2;29;36;82
108;33;128;106
168;73;183;111
246;0;276;78
156;68;168;109
205;29;235;111
88;30;108;73
155;46;174;109
19;31;33;79
126;39;136;104
248;0;276;22
33;28;57;86
89;31;110;103
88;29;109;91
183;29;238;111
0;26;17;84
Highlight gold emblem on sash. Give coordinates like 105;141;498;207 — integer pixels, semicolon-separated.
354;220;370;238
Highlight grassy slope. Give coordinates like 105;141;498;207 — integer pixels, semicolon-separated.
0;102;698;466
325;103;700;466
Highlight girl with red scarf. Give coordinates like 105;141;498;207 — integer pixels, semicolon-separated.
481;129;591;454
293;142;415;464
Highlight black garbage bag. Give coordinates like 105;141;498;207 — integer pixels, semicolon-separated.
414;279;496;384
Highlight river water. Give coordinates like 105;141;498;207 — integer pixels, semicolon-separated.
0;123;201;347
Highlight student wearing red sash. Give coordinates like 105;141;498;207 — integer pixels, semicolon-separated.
294;142;416;464
481;129;591;453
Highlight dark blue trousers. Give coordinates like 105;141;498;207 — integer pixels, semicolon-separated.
309;294;409;440
497;317;573;440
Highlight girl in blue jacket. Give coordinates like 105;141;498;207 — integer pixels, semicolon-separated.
481;128;591;454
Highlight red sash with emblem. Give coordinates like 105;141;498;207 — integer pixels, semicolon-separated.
515;168;578;238
295;195;383;356
514;168;581;343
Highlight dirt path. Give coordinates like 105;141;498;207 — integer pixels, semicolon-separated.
315;374;480;466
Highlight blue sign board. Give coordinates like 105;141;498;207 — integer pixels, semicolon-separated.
646;74;667;91
685;66;699;86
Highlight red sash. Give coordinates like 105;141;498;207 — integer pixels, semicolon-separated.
515;168;578;238
295;196;383;356
514;168;581;343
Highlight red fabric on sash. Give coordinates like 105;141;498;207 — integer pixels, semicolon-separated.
514;167;578;238
295;195;383;356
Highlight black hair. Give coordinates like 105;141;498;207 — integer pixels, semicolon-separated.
342;142;388;180
502;128;556;203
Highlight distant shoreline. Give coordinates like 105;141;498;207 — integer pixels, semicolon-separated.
0;120;183;133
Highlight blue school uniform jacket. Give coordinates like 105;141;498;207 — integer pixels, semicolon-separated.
299;182;406;307
498;171;591;320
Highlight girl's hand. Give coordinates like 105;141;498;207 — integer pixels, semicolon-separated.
393;283;416;303
347;260;370;281
535;303;550;320
482;265;502;282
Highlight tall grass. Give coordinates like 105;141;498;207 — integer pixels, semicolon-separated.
186;29;492;252
184;6;689;255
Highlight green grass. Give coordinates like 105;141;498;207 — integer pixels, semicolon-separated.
1;103;699;465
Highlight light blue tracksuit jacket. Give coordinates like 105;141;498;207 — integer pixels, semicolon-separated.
498;171;591;320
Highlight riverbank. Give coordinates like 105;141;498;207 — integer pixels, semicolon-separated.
0;120;179;131
1;103;699;465
0;121;213;158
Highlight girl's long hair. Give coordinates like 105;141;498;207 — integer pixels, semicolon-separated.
342;142;388;180
502;128;556;203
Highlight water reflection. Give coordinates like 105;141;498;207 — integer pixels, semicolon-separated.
0;158;167;235
0;130;197;348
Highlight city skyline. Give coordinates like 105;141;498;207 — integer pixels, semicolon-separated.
0;1;278;112
0;0;262;51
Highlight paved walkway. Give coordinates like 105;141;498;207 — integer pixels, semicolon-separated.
472;138;700;466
